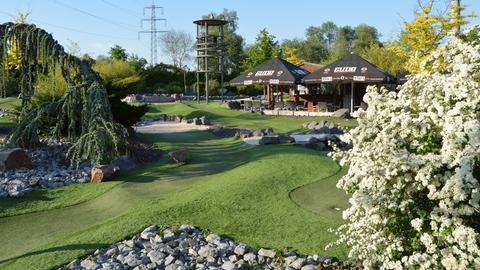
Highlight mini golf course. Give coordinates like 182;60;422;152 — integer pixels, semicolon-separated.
0;101;351;270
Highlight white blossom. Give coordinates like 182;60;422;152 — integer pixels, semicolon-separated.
329;26;480;269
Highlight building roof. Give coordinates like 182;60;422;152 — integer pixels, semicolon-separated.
297;61;324;73
302;54;396;84
229;57;310;86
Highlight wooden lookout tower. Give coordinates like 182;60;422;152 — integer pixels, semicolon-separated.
194;16;227;103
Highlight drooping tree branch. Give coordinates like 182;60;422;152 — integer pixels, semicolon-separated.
0;22;127;166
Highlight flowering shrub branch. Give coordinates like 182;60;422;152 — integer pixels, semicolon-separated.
330;26;480;270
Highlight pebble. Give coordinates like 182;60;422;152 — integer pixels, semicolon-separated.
59;225;360;270
0;144;91;197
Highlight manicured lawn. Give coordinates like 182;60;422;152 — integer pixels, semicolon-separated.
0;131;348;270
290;166;350;220
0;97;19;129
147;101;357;133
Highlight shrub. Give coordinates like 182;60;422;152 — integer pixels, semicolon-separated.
93;60;147;132
32;66;67;108
330;26;480;269
93;60;136;83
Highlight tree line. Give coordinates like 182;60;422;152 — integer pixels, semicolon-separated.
2;1;473;99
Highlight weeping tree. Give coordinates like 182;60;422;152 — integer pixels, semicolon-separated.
0;22;128;166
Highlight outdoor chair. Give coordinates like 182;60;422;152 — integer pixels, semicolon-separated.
284;101;296;111
252;100;262;113
317;102;328;112
274;102;284;110
296;101;307;111
243;100;253;111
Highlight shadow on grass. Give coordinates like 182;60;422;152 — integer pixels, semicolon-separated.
0;243;110;264
0;130;255;217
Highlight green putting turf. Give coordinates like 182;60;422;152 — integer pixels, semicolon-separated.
0;131;348;270
146;101;357;132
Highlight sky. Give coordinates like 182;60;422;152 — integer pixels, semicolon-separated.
1;0;479;66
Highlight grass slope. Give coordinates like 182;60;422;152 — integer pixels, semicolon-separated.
147;101;357;133
290;167;349;219
0;132;348;269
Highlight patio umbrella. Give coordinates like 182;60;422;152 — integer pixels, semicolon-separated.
396;70;410;84
229;57;310;86
302;54;396;112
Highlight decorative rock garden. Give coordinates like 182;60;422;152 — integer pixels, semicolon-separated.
209;122;350;151
0;144;91;197
61;225;361;270
139;114;212;127
0;136;161;197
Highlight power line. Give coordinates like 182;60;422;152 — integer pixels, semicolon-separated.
30;18;138;40
49;0;139;32
139;0;168;65
100;0;142;19
0;11;150;59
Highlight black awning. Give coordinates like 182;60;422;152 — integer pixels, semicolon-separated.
302;54;396;84
229;57;310;86
396;70;410;84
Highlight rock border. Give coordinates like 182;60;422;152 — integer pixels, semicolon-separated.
61;225;362;270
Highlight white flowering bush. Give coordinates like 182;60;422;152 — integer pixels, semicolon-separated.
330;26;480;270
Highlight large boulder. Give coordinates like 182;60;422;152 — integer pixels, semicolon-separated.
252;128;264;137
91;165;119;183
259;136;280;145
111;155;138;172
200;116;210;125
314;126;331;134
193;117;202;125
330;126;344;135
235;129;252;139
332;108;349;118
306;121;318;130
0;148;33;171
168;149;188;163
264;127;274;135
223;101;241;110
278;134;295;144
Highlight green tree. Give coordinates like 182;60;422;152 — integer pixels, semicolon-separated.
360;42;407;75
93;60;147;132
330;26;355;60
128;54;148;72
109;45;128;61
204;9;245;77
243;28;282;70
303;25;331;63
283;44;304;65
319;21;338;48
393;1;473;73
282;23;334;64
353;24;380;53
140;63;195;94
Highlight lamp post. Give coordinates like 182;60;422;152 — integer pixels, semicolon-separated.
183;65;189;95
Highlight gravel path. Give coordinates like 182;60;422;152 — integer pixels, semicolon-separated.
135;121;211;134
